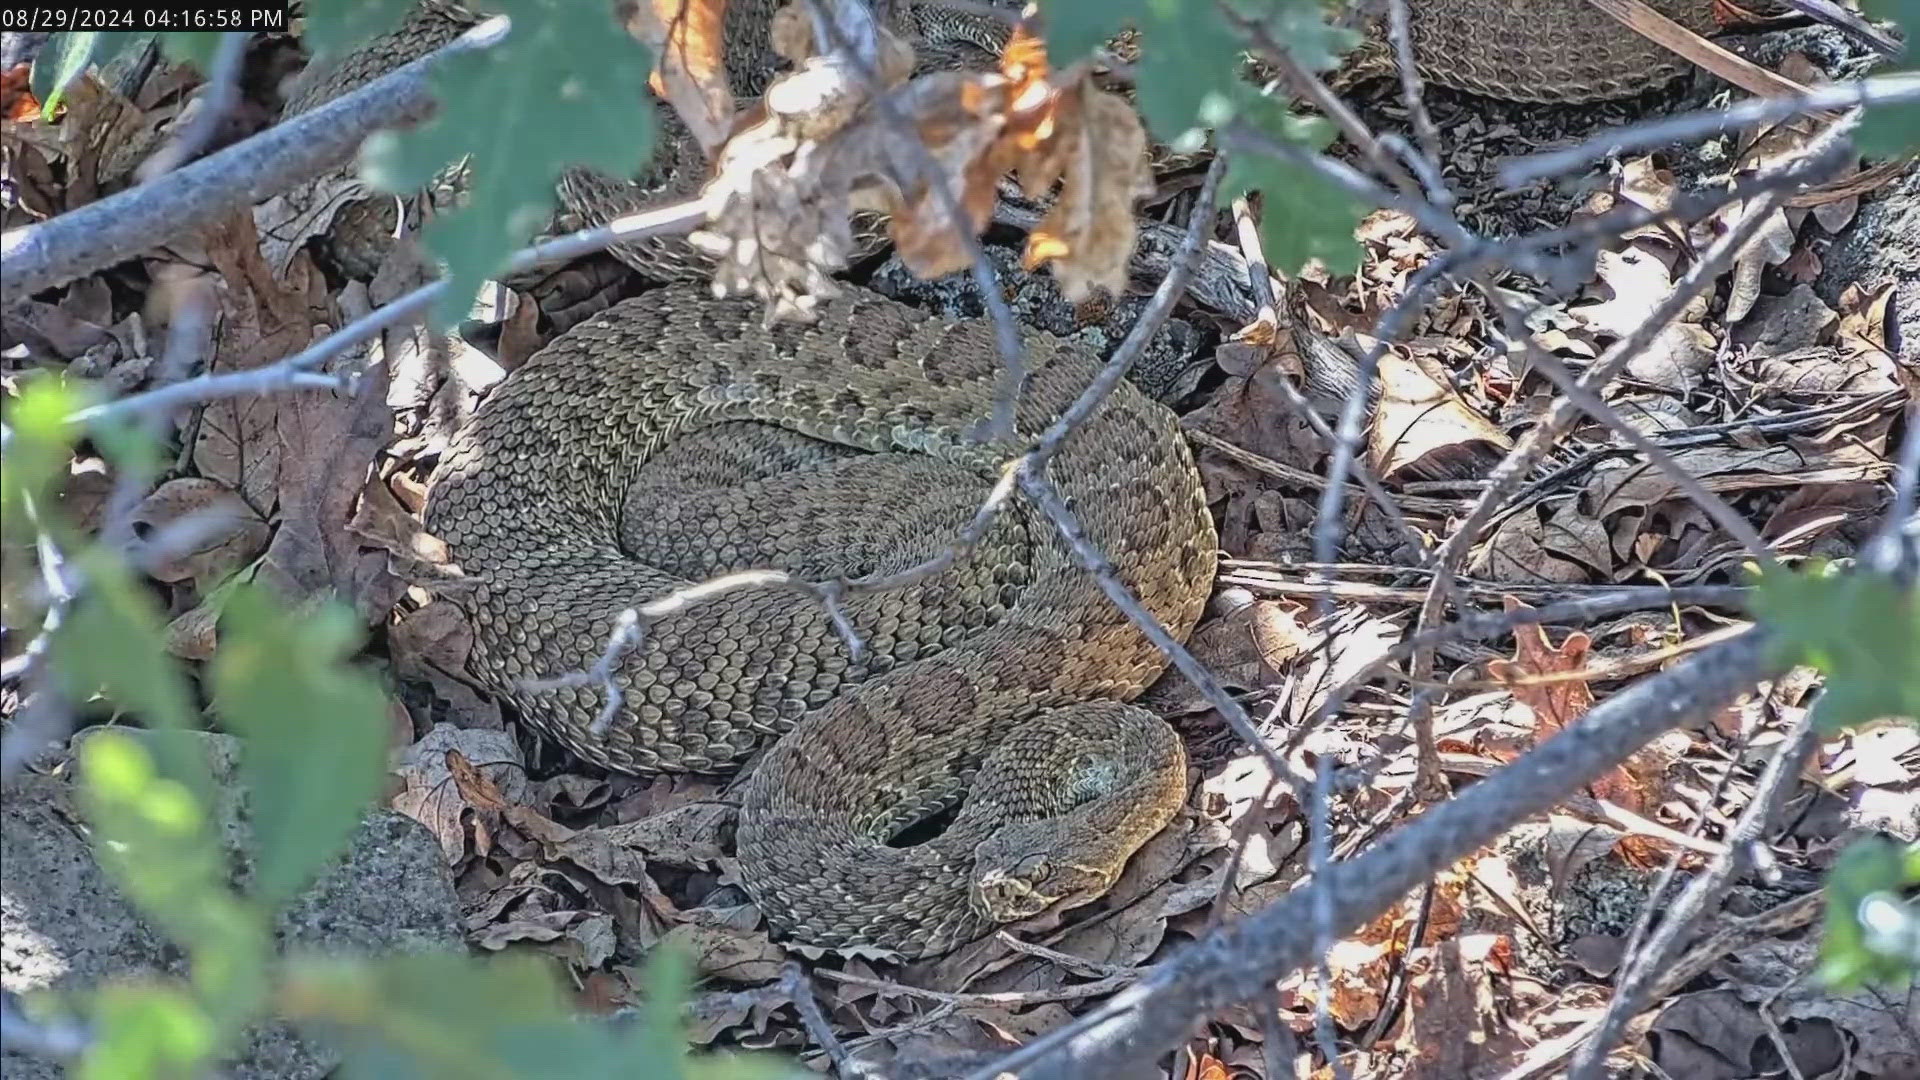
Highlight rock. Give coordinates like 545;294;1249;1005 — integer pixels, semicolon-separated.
1;729;463;1079
1815;161;1919;356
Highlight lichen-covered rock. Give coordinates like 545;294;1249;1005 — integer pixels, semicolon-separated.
1;729;463;1079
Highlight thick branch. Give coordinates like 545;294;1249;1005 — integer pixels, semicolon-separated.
969;630;1783;1080
0;18;510;305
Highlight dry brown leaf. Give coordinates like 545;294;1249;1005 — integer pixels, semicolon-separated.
391;600;501;728
883;73;1014;280
659;913;787;983
473;909;618;969
584;802;733;868
694;18;1149;318
188;214;326;517
346;474;451;582
127;477;268;586
1486;602;1595;738
629;0;735;155
1488;600;1661;855
1194;1052;1230;1080
389;724;529;866
1020;82;1152;301
1587;441;1890;523
1368;348;1510;480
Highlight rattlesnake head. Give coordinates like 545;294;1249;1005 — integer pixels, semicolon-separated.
971;836;1116;922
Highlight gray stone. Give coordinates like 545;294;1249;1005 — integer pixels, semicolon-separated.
2;729;463;1079
1815;161;1919;357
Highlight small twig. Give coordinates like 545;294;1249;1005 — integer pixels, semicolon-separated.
134;32;248;181
1221;201;1430;560
1005;152;1305;790
1228;11;1423;199
801;0;1027;440
65;197;711;429
1569;704;1823;1077
1309;253;1458;579
1862;404;1920;581
1497;73;1920;187
1217;121;1473;249
1383;0;1445;189
519;568;864;739
781;963;854;1077
996;933;1139;979
1306;745;1349;1078
816;967;1136;1007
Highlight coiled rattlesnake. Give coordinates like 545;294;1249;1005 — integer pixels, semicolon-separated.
291;1;1733;955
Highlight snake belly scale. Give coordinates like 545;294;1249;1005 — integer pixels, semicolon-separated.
424;285;1218;956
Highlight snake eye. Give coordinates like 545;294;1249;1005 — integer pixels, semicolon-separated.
1014;855;1050;884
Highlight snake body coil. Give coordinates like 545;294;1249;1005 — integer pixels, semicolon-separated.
425;286;1217;955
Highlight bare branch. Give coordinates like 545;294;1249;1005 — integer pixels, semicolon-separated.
0;17;514;306
519;568;864;739
133;32;248;181
64;197;712;429
1570;704;1823;1076
1498;72;1920;187
966;629;1784;1080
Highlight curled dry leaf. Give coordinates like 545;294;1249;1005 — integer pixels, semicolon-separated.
1011;35;1154;302
628;0;734;156
692;17;1151;317
1368;346;1510;481
388;723;529;866
129;477;269;586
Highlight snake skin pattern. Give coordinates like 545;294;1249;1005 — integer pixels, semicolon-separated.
423;286;1216;955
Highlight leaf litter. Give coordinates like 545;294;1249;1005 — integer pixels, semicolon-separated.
2;3;1916;1077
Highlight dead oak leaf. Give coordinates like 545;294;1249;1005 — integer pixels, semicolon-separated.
389;724;529;866
1019;81;1152;302
1488;599;1660;846
628;0;734;156
694;17;1150;317
127;476;268;587
1486;600;1595;737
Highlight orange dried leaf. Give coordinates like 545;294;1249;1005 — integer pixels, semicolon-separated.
634;0;734;156
1489;598;1658;819
1020;85;1150;301
2;63;40;122
886;74;1011;279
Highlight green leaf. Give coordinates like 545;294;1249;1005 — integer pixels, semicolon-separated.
28;32;151;118
286;949;794;1080
1223;93;1363;276
76;730;265;964
156;32;225;70
1818;835;1920;990
209;585;390;907
1856;1;1920;156
285;950;572;1079
1;378;84;541
303;0;419;56
53;553;199;733
361;0;656;326
1040;0;1358;141
1753;562;1920;732
78;981;218;1080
